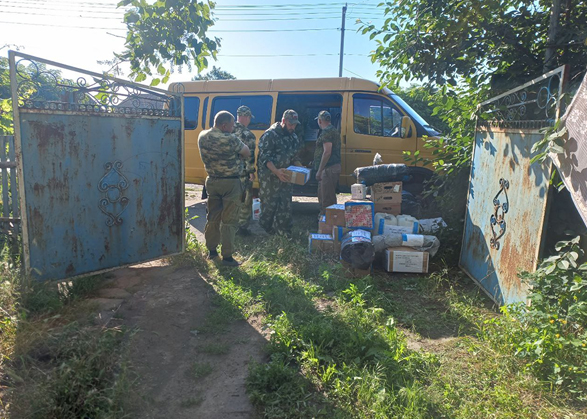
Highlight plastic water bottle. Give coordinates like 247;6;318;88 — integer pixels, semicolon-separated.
252;198;261;221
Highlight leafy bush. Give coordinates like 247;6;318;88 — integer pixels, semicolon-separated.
489;237;587;399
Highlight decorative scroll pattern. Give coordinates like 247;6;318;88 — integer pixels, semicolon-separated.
478;66;566;128
489;178;509;250
98;161;129;226
15;57;181;117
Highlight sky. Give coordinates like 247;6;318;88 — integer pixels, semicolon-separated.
0;0;390;87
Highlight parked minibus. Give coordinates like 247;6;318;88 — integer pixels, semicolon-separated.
169;77;440;192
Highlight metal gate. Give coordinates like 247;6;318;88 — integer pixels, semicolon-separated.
9;51;184;281
459;66;567;305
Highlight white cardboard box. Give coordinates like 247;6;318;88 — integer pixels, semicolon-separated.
385;247;429;273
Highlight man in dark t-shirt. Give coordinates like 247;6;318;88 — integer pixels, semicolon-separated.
314;110;341;215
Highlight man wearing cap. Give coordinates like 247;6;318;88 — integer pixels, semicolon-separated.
199;110;251;266
234;105;257;236
315;110;342;216
257;109;303;235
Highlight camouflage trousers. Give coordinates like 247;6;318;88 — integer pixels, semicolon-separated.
238;177;253;228
259;170;293;234
204;177;243;258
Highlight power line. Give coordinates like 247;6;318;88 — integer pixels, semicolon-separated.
0;20;348;32
1;0;381;11
220;53;369;57
0;8;384;21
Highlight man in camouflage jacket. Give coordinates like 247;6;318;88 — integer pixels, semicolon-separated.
199;111;250;266
257;109;303;235
234;106;257;235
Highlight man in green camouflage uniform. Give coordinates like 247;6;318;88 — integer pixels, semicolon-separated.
234;106;257;235
199;111;250;266
257;109;303;235
314;110;342;215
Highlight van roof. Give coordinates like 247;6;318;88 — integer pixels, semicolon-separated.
169;77;393;95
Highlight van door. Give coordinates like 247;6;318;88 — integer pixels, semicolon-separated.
343;93;418;186
184;94;209;184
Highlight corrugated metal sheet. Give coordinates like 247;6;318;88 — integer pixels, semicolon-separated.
460;128;552;304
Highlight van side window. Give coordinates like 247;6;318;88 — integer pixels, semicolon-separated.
353;94;403;137
184;97;200;130
210;95;273;130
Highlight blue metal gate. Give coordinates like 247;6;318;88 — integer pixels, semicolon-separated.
459;66;567;305
9;52;184;281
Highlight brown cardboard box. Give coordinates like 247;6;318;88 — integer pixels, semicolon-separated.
373;203;401;215
308;233;334;254
371;182;403;204
341;261;372;278
325;204;345;226
318;215;334;234
284;166;311;185
385;247;429;273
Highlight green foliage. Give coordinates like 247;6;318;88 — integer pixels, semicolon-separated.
483;237;587;399
192;66;236;81
396;85;449;134
531;118;568;164
116;0;220;86
515;237;587;397
362;0;587;88
12;324;129;419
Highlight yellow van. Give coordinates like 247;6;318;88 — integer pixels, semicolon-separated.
169;77;440;190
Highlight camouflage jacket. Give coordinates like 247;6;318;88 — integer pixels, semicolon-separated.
198;127;245;178
234;122;256;176
258;122;302;173
313;124;341;170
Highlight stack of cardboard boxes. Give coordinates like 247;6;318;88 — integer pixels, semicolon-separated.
309;181;433;276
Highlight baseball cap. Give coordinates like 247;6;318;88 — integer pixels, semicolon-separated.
315;110;331;121
237;105;255;118
283;109;301;125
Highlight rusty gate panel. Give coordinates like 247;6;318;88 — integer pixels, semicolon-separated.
9;51;184;281
460;128;551;304
459;66;566;305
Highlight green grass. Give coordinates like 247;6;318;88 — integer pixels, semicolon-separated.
181;208;587;418
0;243;132;418
188;362;213;379
199;342;231;355
179;396;204;408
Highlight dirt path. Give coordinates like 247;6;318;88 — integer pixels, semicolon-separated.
105;261;266;418
94;186;351;418
93;186;269;418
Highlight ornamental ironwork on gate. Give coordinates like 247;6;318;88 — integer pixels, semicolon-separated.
9;51;185;281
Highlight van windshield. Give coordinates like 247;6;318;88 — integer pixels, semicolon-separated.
389;94;441;136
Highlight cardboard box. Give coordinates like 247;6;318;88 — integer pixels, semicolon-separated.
373;203;401;215
325;204;345;226
308;233;334;254
318;215;334;234
371;182;403;204
284;166;311;185
345;200;374;229
385;247;429;273
341;260;372;278
351;183;367;200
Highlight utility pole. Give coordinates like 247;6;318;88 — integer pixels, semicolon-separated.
338;3;347;77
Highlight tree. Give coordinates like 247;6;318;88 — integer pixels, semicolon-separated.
0;56;68;135
192;66;236;81
362;0;587;89
116;0;220;86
